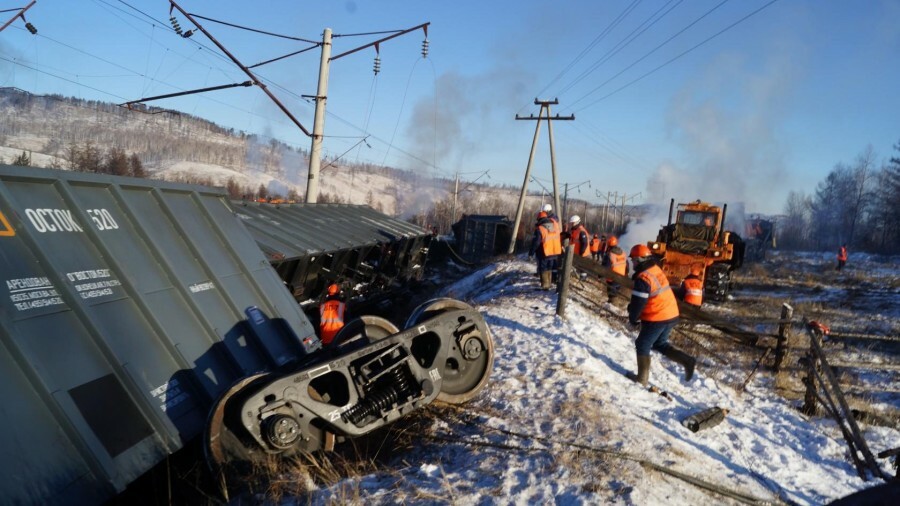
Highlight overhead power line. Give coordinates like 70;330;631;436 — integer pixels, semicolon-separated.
526;0;642;115
187;13;320;43
568;0;734;111
574;0;783;112
554;0;684;100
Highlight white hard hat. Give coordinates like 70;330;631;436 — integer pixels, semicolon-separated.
569;215;581;225
542;203;552;212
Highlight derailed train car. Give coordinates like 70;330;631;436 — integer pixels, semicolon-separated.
0;165;494;504
232;200;432;309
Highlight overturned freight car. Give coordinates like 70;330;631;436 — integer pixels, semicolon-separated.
0;165;494;505
232;200;432;310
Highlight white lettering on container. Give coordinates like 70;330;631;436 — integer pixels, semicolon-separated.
189;281;215;293
5;277;65;312
24;208;84;233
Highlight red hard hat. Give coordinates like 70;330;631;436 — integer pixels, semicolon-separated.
327;283;339;296
629;244;651;259
607;236;618;247
537;211;548;219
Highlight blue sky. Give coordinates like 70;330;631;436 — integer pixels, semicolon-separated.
1;0;898;214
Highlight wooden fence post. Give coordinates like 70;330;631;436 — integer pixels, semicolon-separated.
802;328;822;416
774;302;793;372
556;245;574;318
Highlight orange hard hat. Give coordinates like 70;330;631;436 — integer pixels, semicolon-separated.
607;236;618;247
690;264;704;277
629;244;651;259
537;211;548;219
327;283;339;296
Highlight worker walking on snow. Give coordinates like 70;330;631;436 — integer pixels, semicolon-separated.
601;236;628;303
627;244;696;386
676;264;705;307
319;283;346;345
568;215;591;258
529;211;562;290
836;244;848;271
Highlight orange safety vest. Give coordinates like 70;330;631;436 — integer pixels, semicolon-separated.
538;221;562;257
570;226;590;257
608;250;627;276
837;247;847;262
590;237;601;254
682;276;704;306
634;265;679;322
319;299;346;345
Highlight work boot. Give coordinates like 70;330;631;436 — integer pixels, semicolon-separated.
627;354;651;387
661;347;696;381
540;271;551;290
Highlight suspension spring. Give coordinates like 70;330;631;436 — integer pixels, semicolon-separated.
343;366;416;425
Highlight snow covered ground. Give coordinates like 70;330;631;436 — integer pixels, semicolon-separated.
300;257;898;505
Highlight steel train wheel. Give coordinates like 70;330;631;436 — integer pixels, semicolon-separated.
405;298;494;404
330;315;400;351
203;373;270;500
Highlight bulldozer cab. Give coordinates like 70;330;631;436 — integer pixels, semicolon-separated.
666;206;721;255
679;210;718;228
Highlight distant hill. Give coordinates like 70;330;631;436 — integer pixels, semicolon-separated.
0;87;605;233
0;87;452;216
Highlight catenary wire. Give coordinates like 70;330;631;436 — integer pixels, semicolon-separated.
574;0;782;112
567;0;734;111
187;12;319;43
554;0;684;100
523;0;643;116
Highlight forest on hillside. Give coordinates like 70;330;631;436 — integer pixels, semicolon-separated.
2;88;898;253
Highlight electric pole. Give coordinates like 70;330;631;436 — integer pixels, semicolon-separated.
305;23;429;203
508;99;574;254
562;179;590;223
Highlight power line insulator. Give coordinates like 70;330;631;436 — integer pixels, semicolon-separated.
25;22;37;35
169;16;183;35
421;39;429;59
373;55;381;75
182;29;194;39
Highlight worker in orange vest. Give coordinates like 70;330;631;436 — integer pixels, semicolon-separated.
627;244;695;386
601;236;628;303
568;215;591;258
589;234;602;261
836;244;848;271
319;283;346;345
677;264;705;307
529;211;562;290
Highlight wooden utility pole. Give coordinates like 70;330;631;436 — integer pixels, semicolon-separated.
508;99;574;254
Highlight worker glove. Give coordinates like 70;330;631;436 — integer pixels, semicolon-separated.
628;321;641;331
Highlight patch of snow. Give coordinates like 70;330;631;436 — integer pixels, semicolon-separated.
303;257;898;504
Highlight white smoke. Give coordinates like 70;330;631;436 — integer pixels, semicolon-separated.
618;44;800;248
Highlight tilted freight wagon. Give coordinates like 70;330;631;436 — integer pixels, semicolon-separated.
232;200;432;311
0;165;493;504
